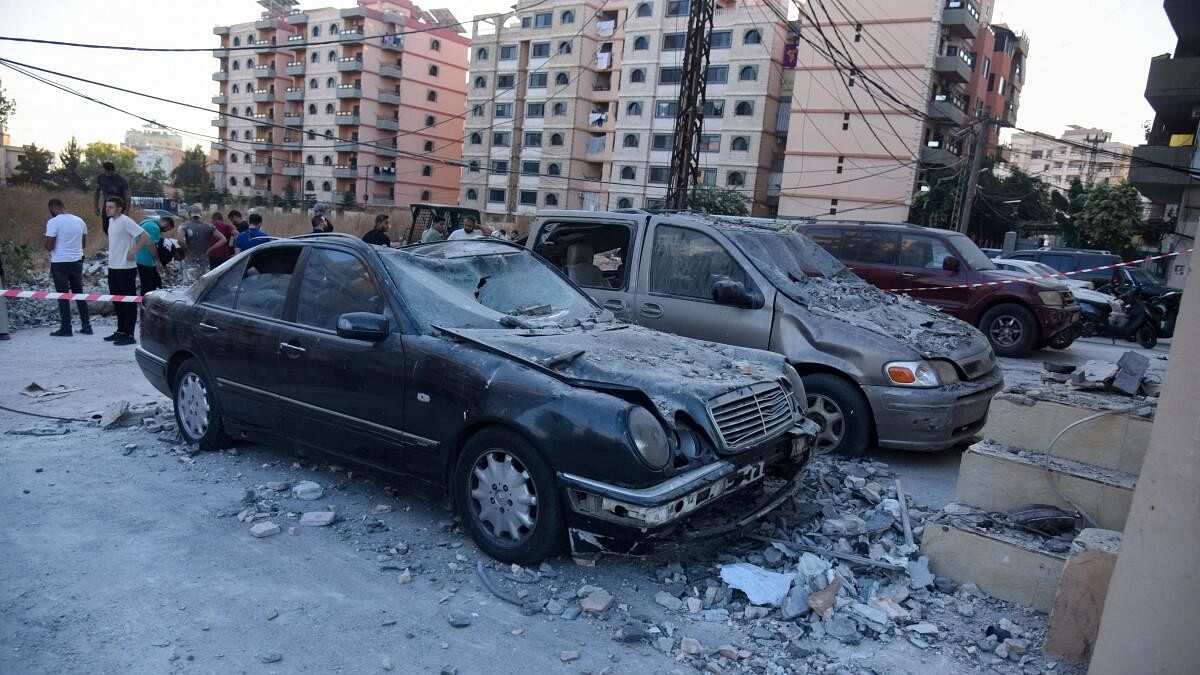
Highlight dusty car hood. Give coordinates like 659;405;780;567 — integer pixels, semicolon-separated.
440;324;793;423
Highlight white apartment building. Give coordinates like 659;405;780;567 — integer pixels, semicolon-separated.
1006;125;1133;192
124;125;184;172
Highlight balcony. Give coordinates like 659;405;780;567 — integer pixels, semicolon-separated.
379;64;402;79
377;117;400;131
338;29;365;43
1145;56;1200;116
286;61;305;76
382;10;406;26
256;18;281;30
941;1;980;39
252;89;274;103
211;118;227;127
285;11;308;25
213;26;230;36
333;166;359;178
213;71;229;81
1128;144;1197;203
337;57;363;72
210;161;225;173
933;53;972;84
921;143;959;166
282;165;303;176
1165;0;1200;42
340;7;367;18
380;35;404;53
335;113;361;125
249;39;275;53
251;163;273;176
252;113;273;125
378;91;401;105
282;137;302;150
284;112;304;123
376;146;399;157
287;34;305;43
333;140;359;151
336;85;362;99
372;167;397;181
927;92;968;125
253;65;276;78
285;87;305;101
212;48;229;58
212;94;228;104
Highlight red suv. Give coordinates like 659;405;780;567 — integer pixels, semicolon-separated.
794;222;1082;357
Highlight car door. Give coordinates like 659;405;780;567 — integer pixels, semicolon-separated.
889;232;971;314
274;246;410;473
633;221;775;349
529;215;645;321
839;229;902;291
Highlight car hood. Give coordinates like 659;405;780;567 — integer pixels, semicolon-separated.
440;324;794;426
982;269;1068;291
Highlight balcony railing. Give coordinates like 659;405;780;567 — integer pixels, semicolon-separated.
1145;55;1200;112
378;91;401;105
379;64;402;79
336;85;362;99
284;88;305;101
285;11;309;25
928;90;968;125
376;146;398;157
212;118;228;127
251;163;273;175
337;57;364;72
253;66;276;78
252;89;274;102
377;117;400;131
282;165;303;176
338;28;365;43
282;137;302;149
287;34;305;42
379;35;404;52
212;94;228;104
933;53;972;83
333;165;358;178
1128;144;1197;203
335;113;361;125
213;71;229;81
285;61;305;75
941;1;981;39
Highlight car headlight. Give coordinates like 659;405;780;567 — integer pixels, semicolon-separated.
627;407;670;469
1038;290;1064;307
884;360;958;388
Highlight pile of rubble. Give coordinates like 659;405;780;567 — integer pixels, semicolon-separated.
1039;352;1161;397
5;255;113;328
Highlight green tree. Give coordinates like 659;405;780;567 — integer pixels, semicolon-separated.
11;143;54;186
282;182;298;209
0;86;15;131
80;141;138;180
1075;181;1144;254
53;136;88;190
908;167;961;229
971;167;1055;245
171;145;211;203
339;189;358;211
689;186;748;216
129;165;167;197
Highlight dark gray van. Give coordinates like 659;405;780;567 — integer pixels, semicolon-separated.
527;211;1003;457
1005;249;1122;287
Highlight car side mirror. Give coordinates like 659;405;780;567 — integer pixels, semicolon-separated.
942;256;961;272
336;312;389;341
712;280;765;309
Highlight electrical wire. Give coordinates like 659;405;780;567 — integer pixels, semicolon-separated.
0;403;92;423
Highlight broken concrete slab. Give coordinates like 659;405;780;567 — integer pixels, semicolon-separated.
1113;351;1150;396
718;563;794;607
982;399;1152;474
1044;530;1121;663
250;521;281;538
299;511;336;527
291;481;324;501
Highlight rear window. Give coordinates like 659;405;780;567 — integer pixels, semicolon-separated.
842;230;898;265
804;228;842;257
1039;253;1074;272
1081;255;1120;271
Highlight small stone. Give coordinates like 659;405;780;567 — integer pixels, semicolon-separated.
266;481;289;492
580;589;614;614
614;622;649;642
685;597;703;613
845;476;866;489
446;612;472;628
561;606;582;621
956;602;976;617
259;652;282;664
704;662;723;674
266;609;278;621
545;599;564;615
821;515;867;536
382;656;394;671
291;481;324;500
999;618;1024;637
807;577;843;617
249;521;281;538
996;643;1010;660
763;547;783;565
655;637;674;653
907;556;935;589
511;628;524;636
679;637;703;655
780;585;810;620
560;651;579;662
699;609;730;622
824;616;861;644
743;606;771;620
1004;638;1029;655
287;527;298;536
397;570;412;584
655;591;684;611
909;636;930;649
440;667;457;675
371;504;394;515
300;511;336;527
907;622;939;635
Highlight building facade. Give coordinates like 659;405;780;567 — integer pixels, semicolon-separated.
124;125;184;173
460;0;789;222
211;0;469;207
1006;125;1133;192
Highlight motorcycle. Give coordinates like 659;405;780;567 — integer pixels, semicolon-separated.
1076;288;1165;349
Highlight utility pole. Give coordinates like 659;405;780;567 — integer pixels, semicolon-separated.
1083;131;1107;185
956;117;992;234
664;0;714;210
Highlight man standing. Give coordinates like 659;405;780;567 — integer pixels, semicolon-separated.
209;211;235;269
362;214;392;246
227;209;244;236
179;208;227;283
0;255;9;340
313;203;334;232
104;197;153;345
420;217;447;243
447;217;489;240
93;162;131;235
130;215;170;295
234;213;269;253
45;198;92;337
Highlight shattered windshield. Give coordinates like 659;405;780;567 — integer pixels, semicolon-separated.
380;241;605;332
720;227;853;283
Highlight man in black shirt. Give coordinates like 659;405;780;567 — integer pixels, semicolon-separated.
93;162;131;235
362;214;391;246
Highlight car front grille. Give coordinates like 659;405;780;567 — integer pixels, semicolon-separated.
707;381;798;451
960;352;997;380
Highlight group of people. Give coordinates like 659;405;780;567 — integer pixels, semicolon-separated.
414;216;517;244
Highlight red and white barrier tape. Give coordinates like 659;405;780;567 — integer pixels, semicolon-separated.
883;248;1192;293
1;289;143;303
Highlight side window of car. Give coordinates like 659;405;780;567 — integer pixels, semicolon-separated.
295;248;384;331
532;223;633;290
898;234;954;269
235;248;301;319
649;225;750;300
804;228;842;257
842;230;898;265
1039;253;1073;272
202;260;247;309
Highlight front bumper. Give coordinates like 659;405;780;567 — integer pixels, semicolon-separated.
1036;304;1083;340
558;421;818;555
864;367;1004;451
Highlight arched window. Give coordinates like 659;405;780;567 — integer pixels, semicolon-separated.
617;197;633;209
324;103;334;114
424;115;435;127
623;134;639;148
428;64;439;77
308;104;316;116
550;133;564;146
306;155;315;165
305;180;315;190
631;68;646;83
326;77;336;88
561;10;575;24
474;76;487;89
232;61;240;71
552;102;566;115
744;29;762;45
328;50;337;62
476;47;488;60
243;153;251;163
627;101;643;116
307;129;316;140
421;189;431;200
545;193;559;206
470;132;482;145
555;72;569;86
230;177;237;186
467;188;478;200
636;3;653;18
312;26;320;37
243;177;251;186
323;155;332;165
232;84;240;94
726;171;745;186
329;23;339;34
547;163;561;176
430;38;441;51
633;36;649;50
735;101;754;115
246;58;254;68
427;90;437;102
731;136;750;151
423;140;434;152
230;153;239;162
309;78;318;90
620;166;636;180
310;51;319;63
233;37;241;46
738;65;758;81
324;129;333;138
322;181;332;191
558;41;572;54
244;106;252;116
421;165;432;177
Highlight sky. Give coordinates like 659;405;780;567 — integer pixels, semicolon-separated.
0;0;1178;156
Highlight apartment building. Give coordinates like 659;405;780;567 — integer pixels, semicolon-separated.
461;0;789;222
966;23;1027;159
778;0;999;222
1128;0;1198;289
211;0;469;208
124;124;184;173
1006;125;1133;191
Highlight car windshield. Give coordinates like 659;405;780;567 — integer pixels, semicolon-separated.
1029;261;1067;278
946;234;995;271
380;240;605;332
1125;266;1158;286
721;227;852;281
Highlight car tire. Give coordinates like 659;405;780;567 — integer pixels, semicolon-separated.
980;303;1038;357
1048;332;1075;350
801;373;872;458
172;358;228;451
453;428;564;564
1136;324;1157;350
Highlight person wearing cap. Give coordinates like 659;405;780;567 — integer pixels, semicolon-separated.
179;207;226;283
312;203;334;232
92;161;131;235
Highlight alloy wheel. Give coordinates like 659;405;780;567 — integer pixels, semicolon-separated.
806;394;845;454
177;372;210;440
989;315;1023;347
468;450;539;543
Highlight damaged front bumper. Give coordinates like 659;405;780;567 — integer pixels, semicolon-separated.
559;420;819;555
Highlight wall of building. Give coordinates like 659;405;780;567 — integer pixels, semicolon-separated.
1007;126;1133;191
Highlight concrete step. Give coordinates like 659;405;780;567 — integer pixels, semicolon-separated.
983;396;1151;475
955;440;1136;531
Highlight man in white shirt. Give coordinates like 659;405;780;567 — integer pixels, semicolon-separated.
446;217;491;240
44;198;92;337
104;197;155;346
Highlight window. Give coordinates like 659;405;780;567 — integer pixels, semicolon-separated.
659;67;683;84
527;102;545;117
326;76;336;88
491;160;509;175
700;168;716;186
648;166;670;183
534;12;552;27
468;160;480;173
731;136;750;151
494;102;513;118
699;134;720;152
470;132;482;145
623;133;640;148
710;31;732;49
550;133;564;146
423;140;434;152
650;226;750;301
545;193;559;206
424;87;438;102
804;228;842;256
555;72;569;86
309;78;318;89
202;258;246;309
472;104;485;117
428;64;439;77
655;101;678;117
312;26;320;37
243;177;251;186
666;0;690;17
744;29;762;45
898;234;954;269
636;3;653;18
726;171;745;186
304;180;315;191
561;10;575;23
231;154;239;163
466;188;478;200
519;190;538;206
617;198;633;209
296;249;382;330
243;106;252;116
232;84;241;93
521;160;540;175
633;36;649;50
523;131;543;147
620;166;637;180
531;42;550;58
842;230;898;265
738;65;758;81
474;76;487;89
308;103;317;114
627;101;643;116
499;45;517;60
310;52;319;63
324;103;335;114
662;33;686;51
233;61;240;71
652;134;674;151
488;188;506;203
552;102;566;115
421;165;433;177
631;68;646;83
547;163;561;176
329;23;339;34
231;248;301;319
424;115;435;127
558;41;572;55
322;181;332;191
430;38;441;51
702;99;724;117
493;132;511;146
323;155;333;165
476;47;489;60
529;72;548;88
705;65;728;84
734;100;754;116
497;74;515;88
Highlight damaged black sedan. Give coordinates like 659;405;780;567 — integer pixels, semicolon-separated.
135;235;817;563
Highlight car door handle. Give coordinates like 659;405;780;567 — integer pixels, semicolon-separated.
640;302;663;318
279;342;306;358
899;272;917;278
198;322;220;333
602;299;625;311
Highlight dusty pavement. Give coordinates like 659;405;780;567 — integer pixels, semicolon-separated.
0;320;1126;675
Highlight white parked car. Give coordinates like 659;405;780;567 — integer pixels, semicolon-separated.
993;257;1120;311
